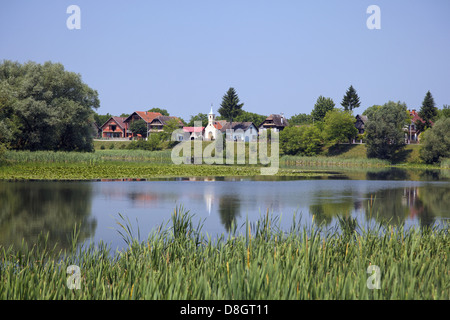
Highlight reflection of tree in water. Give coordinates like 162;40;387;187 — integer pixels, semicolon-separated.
308;191;354;226
218;195;241;232
366;168;410;181
363;188;410;226
414;185;450;228
362;186;450;228
0;182;96;251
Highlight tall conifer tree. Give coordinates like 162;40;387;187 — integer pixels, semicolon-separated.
341;85;361;111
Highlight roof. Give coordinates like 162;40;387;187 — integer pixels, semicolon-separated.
124;111;163;123
183;127;205;133
409;110;425;124
261;114;288;127
356;115;368;123
150;116;183;126
219;122;257;132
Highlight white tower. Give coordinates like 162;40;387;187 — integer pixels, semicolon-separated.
208;105;215;125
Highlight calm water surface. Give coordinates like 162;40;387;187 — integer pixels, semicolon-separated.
0;168;449;252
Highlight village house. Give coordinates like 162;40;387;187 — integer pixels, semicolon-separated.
100;116;129;139
355;114;368;135
406;109;426;143
123;111;163;138
259;114;289;133
182;126;205;140
203;107;258;142
147;115;184;135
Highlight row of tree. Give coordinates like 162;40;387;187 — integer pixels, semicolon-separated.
282;87;449;164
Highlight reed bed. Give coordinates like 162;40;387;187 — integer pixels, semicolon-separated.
3;150;173;164
441;158;450;169
1;207;448;300
280;155;390;168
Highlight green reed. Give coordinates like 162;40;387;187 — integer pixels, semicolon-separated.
280;155;390;168
1;207;448;300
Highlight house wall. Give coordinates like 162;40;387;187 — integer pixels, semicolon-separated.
101;119;125;138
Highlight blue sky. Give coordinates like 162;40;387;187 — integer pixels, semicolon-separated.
1;0;449;121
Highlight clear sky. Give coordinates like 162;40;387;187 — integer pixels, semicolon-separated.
1;0;449;121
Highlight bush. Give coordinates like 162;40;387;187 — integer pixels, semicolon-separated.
127;135;163;151
100;145;105;150
280;125;323;156
419;118;450;164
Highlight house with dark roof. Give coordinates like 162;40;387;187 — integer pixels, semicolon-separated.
259;114;289;132
148;115;184;135
219;121;258;142
355;114;368;135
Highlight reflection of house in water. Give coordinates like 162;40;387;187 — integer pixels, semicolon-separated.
204;187;214;215
402;187;423;219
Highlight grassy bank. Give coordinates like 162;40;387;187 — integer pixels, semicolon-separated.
1;208;448;300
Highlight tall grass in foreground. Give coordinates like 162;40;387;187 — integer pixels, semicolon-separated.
1;207;448;300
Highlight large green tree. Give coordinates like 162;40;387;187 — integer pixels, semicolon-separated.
323;109;358;144
129;119;148;138
416;91;438;132
419;117;450;164
0;60;99;151
288;113;313;126
218;87;244;125
341;85;361;111
311;96;335;122
365;101;409;160
280;125;323;156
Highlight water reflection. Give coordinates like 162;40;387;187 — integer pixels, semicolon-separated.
0;181;96;251
0;176;449;251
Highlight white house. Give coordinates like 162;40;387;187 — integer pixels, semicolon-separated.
203;107;258;142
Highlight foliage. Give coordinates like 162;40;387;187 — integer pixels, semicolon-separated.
94;112;113;127
218;87;244;123
362;105;382;118
341;85;361;111
148;107;169;116
288;113;313;126
129;119;148;138
233;110;267;126
365;101;409;160
187;113;209;127
127;135;163;151
416;91;438;132
419;117;450;164
0;60;99;152
438;104;450;119
323;109;358;144
311;96;335;122
280;125;323;156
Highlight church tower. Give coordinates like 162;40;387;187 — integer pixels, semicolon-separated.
208;105;215;125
